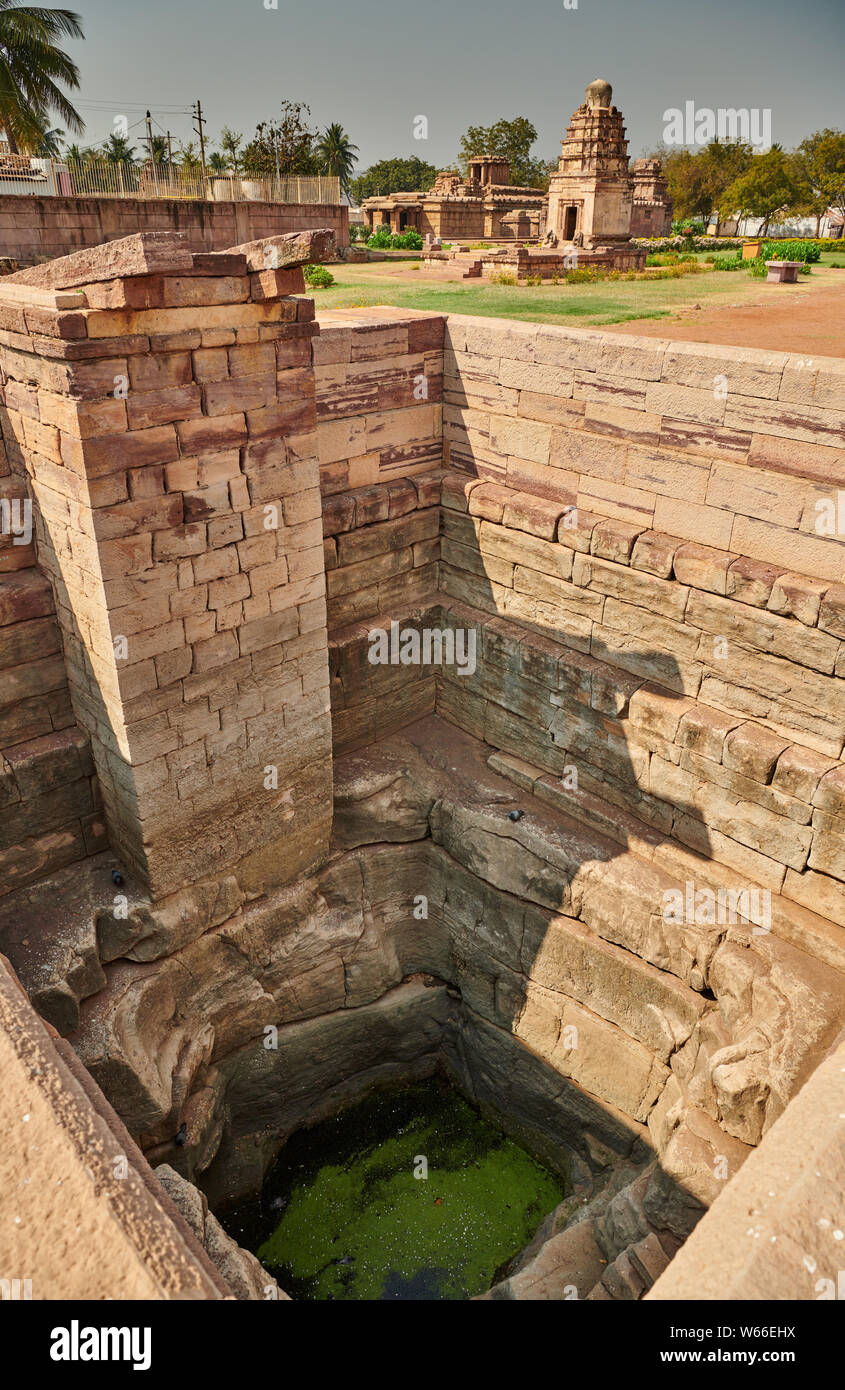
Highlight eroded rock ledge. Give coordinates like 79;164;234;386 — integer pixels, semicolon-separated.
2;715;841;1298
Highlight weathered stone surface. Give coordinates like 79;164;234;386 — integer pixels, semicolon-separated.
155;1164;286;1300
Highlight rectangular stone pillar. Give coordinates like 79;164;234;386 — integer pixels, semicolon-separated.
1;231;334;899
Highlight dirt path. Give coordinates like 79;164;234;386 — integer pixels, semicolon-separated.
613;278;845;357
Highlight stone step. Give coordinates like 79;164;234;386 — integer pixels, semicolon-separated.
483;1216;609;1300
628;1231;674;1287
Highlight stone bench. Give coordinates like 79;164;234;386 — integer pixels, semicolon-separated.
765;259;802;283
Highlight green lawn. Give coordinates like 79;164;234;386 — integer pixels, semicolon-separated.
312;253;844;328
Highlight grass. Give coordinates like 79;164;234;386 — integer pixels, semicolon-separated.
319;250;844;327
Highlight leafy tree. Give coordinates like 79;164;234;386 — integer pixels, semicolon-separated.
207;149;228;173
720;146;801;235
314;121;358;200
457;116;551;188
796;128;845;224
242;100;319;177
101;132;136;164
0;1;83;153
653;139;753;227
350;156;438;203
219;125;242;173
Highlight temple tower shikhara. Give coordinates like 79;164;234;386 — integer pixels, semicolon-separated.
546;78;638;248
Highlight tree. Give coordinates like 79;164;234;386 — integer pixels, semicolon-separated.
207;150;228;173
720;147;801;234
652;139;753;227
457;116;551;188
149;134;169;165
0;1;83;153
33;120;63;156
314;122;358;200
797;128;845;225
350;156;438;204
220;125;242;173
242;100;319;178
178;139;202;172
100;132;136;164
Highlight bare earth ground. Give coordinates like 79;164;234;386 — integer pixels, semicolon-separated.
612;279;845;357
325;257;845;356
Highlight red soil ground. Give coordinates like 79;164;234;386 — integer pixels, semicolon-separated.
615;279;845;358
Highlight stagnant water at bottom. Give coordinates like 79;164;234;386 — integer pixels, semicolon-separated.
220;1075;567;1300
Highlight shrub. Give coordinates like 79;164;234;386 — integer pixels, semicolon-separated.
393;229;423;250
761;239;820;263
671;218;707;237
365;226;423;251
490;271;517;285
525;273;542;286
366;226;394;249
304;264;335;288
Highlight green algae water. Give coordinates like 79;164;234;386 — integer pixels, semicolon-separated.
222;1075;566;1300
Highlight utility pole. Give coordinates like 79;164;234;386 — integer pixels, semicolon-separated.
145;110;158;195
193;99;207;186
166;130;173;168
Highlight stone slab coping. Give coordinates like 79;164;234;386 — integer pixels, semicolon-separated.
316;305;445;328
0;279;87;310
3;227;336;293
0;950;229;1299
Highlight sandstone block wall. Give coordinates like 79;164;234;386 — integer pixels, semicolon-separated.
315;307;443;494
1;401;104;891
0;194;349;267
0;231;334;899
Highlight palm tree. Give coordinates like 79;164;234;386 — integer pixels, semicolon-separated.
178;139;201;172
33;119;63;156
0;1;83;153
208;149;228;173
101;132;136;164
314;122;358;200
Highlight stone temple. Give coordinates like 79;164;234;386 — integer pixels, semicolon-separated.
420;79;672;281
362;158;546;242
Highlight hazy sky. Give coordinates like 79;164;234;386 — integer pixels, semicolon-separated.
63;0;844;169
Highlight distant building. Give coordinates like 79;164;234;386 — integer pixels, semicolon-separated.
362;158;546;241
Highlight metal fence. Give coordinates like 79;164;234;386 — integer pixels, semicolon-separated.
0;154;341;204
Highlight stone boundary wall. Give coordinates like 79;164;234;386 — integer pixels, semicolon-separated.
0;194;349;267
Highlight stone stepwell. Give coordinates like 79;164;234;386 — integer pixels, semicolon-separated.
0;230;843;1299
